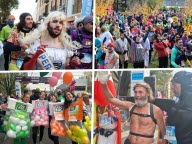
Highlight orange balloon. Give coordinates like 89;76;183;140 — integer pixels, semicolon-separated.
60;131;66;137
63;72;73;84
52;129;57;135
60;127;65;132
57;122;62;127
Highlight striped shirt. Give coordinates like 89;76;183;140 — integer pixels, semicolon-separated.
129;41;144;63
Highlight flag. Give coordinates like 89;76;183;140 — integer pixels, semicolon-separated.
94;73;116;106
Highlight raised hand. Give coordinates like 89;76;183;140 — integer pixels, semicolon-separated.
97;71;111;84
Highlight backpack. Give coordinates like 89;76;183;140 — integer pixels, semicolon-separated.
130;103;157;124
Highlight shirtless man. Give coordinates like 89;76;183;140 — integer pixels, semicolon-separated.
97;71;166;144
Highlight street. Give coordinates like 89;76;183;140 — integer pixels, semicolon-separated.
0;53;4;70
0;126;73;144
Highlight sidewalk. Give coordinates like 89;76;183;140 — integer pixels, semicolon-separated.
0;126;72;144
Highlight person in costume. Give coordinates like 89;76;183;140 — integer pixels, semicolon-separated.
48;94;60;144
14;93;30;144
20;11;81;70
3;13;36;70
63;91;80;144
170;38;191;68
71;15;93;69
31;91;46;144
104;42;119;69
96;105;121;144
95;38;105;69
63;90;89;144
97;72;166;144
73;17;84;31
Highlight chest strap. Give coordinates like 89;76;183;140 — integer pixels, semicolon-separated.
130;131;154;138
130;103;157;124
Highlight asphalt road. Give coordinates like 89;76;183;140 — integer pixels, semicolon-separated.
0;126;73;144
0;53;4;70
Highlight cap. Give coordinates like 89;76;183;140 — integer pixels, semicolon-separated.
73;17;84;28
171;71;192;85
83;15;93;25
107;42;114;47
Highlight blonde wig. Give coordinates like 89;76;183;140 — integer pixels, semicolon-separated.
21;11;81;50
133;82;154;102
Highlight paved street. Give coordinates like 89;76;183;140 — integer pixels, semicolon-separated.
0;53;4;70
0;126;73;144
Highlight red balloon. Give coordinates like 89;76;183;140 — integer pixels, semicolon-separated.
63;72;73;84
52;72;62;79
49;76;58;87
94;79;117;106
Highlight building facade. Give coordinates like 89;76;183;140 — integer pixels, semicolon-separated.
35;0;82;24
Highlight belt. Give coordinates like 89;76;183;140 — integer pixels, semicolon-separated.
103;127;117;132
130;131;154;138
99;127;117;137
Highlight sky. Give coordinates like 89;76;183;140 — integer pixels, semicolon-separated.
27;71;85;78
11;0;37;23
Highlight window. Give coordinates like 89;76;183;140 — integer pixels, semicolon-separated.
75;86;86;91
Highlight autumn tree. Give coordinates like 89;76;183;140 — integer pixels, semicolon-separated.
0;73;27;96
96;0;114;15
183;0;192;17
150;70;173;98
127;0;164;21
0;0;19;23
82;72;92;93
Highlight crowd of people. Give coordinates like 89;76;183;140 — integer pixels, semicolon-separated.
0;87;92;144
0;11;93;70
95;8;192;69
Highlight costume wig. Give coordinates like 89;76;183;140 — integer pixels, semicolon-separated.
21;11;81;50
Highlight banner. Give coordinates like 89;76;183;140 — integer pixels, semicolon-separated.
81;0;93;17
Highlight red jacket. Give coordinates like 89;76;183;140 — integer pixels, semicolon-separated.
154;40;168;57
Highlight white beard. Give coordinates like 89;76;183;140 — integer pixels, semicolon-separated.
134;96;148;107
